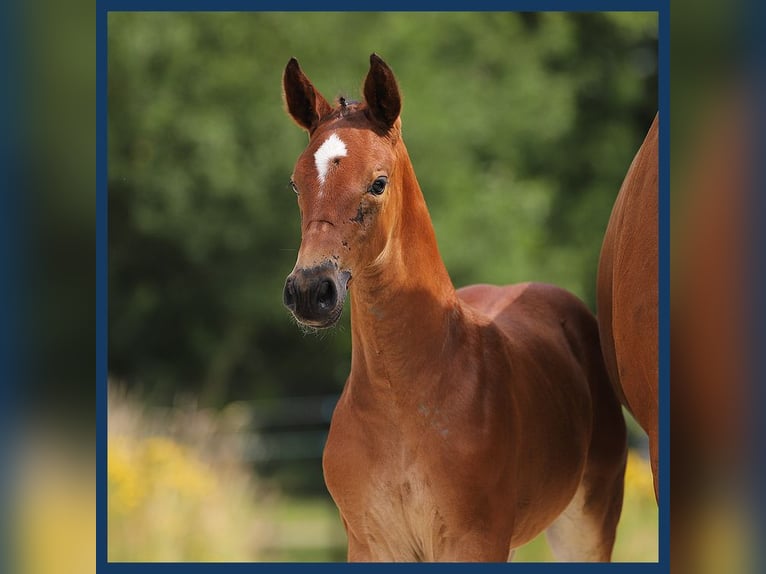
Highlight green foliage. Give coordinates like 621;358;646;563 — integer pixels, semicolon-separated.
108;12;657;405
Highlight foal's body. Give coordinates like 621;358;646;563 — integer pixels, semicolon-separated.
282;54;626;562
327;283;624;561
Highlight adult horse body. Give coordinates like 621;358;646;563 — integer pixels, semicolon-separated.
597;114;659;500
282;55;627;562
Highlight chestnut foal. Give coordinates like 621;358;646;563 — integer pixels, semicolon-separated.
282;54;626;562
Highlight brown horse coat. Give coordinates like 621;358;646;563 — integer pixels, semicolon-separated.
597;113;659;500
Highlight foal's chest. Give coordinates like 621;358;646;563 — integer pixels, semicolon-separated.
322;405;455;561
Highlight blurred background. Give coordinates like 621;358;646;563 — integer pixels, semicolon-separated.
107;12;658;561
7;0;766;573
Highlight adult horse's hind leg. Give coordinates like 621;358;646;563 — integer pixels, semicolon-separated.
546;325;628;561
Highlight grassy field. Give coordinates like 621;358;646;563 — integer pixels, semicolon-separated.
108;391;657;562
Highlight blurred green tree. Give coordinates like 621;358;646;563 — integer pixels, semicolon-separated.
108;12;656;407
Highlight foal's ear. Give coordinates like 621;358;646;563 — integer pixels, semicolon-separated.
363;53;401;130
283;58;333;133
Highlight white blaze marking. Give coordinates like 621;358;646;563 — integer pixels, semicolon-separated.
314;133;347;186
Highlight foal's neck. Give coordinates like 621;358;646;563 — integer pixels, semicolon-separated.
348;145;463;396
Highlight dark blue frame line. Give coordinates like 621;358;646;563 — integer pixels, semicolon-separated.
96;2;109;571
104;564;662;573
102;1;663;12
97;2;669;572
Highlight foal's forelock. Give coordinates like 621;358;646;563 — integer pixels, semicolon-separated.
336;97;361;116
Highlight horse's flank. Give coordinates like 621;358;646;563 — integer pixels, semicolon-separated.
597;113;659;500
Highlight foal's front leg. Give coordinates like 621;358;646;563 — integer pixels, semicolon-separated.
346;538;375;562
341;516;377;562
437;529;513;562
347;531;510;562
344;518;512;562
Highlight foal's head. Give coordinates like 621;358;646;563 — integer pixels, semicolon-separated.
282;54;404;328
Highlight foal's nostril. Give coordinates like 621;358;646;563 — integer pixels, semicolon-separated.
283;266;346;326
283;276;297;310
316;279;337;310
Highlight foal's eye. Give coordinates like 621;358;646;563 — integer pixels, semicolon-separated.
290;180;299;195
368;176;388;196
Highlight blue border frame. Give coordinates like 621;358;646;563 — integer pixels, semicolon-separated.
97;3;109;570
102;0;658;12
657;4;670;569
97;2;669;572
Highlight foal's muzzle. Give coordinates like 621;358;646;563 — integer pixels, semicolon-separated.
283;263;350;328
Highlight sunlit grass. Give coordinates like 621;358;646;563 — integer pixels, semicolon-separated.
108;388;273;561
614;450;659;561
